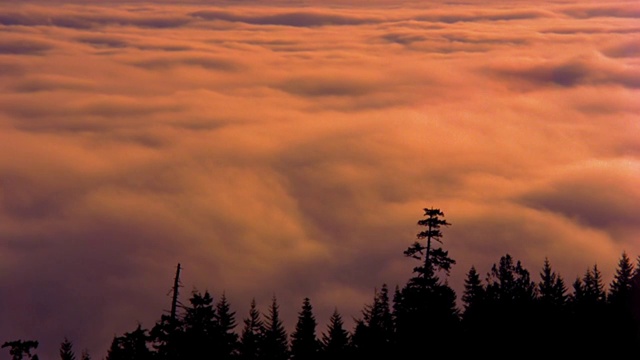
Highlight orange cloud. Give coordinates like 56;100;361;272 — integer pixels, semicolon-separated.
0;1;638;358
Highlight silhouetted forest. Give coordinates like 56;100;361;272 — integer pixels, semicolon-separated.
4;208;640;359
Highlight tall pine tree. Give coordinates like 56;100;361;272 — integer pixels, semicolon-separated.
216;292;239;359
290;297;320;360
238;299;264;360
59;338;76;360
320;309;350;360
260;296;289;360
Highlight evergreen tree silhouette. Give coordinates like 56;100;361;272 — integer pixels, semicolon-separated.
216;292;240;359
182;290;218;360
569;265;609;354
632;256;640;344
320;309;350;360
538;257;567;308
150;313;185;360
460;265;486;348
105;325;153;360
606;252;636;352
59;337;76;360
484;254;537;351
290;297;320;360
535;258;567;353
396;207;460;356
403;208;454;277
1;340;39;360
583;264;606;304
260;296;289;360
351;285;394;358
239;299;264;360
609;252;634;306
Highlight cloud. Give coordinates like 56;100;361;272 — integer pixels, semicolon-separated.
11;75;95;93
0;5;192;29
0;1;639;359
486;54;640;89
602;39;640;58
76;35;130;49
518;159;640;236
560;3;640;19
190;9;381;27
0;38;52;55
413;8;555;23
276;75;380;97
130;54;244;71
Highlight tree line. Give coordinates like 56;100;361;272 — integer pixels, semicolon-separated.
4;207;640;359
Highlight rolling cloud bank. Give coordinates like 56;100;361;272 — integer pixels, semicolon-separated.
0;1;639;358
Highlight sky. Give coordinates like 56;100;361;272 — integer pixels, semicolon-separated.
0;0;639;358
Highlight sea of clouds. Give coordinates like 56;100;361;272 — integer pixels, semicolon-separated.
0;0;639;358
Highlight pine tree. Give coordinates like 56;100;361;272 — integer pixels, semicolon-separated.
1;340;39;360
320;309;350;360
609;252;634;306
59;338;76;360
460;265;485;347
483;254;537;351
534;258;568;352
606;252;637;351
632;256;640;344
183;290;218;359
403;207;454;278
260;296;289;360
290;297;320;360
568;265;609;353
238;299;264;360
395;208;460;357
462;265;485;317
351;285;394;358
216;292;239;359
581;264;606;305
538;258;567;308
105;325;153;360
149;313;185;360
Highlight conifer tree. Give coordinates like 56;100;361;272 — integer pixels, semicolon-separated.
459;265;487;351
609;252;634;306
606;252;637;350
395;208;460;356
105;325;153;360
583;264;606;304
538;257;567;309
1;340;39;360
462;265;485;316
320;309;350;360
59;338;76;360
182;290;218;360
534;258;568;352
568;265;609;353
351;285;394;358
239;299;264;360
216;292;239;359
483;254;537;351
260;296;289;360
460;265;485;337
632;256;640;344
403;207;454;277
290;297;320;360
149;313;185;360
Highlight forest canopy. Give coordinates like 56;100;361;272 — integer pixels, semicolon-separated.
4;208;640;359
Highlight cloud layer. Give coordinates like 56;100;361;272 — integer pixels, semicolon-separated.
1;1;639;358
